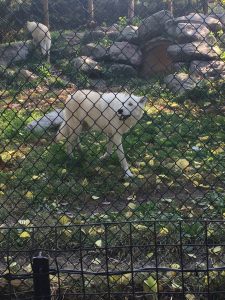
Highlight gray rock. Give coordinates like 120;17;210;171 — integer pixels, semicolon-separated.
80;43;108;59
105;63;137;77
167;42;221;62
117;25;138;42
172;62;188;72
138;10;173;41
172;13;222;32
189;60;225;80
0;66;16;79
109;42;142;66
89;79;107;91
82;30;106;43
0;41;32;66
26;109;64;132
19;69;38;82
166;22;211;43
106;24;120;40
210;13;225;29
73;56;102;75
218;33;225;49
61;31;85;46
164;72;198;95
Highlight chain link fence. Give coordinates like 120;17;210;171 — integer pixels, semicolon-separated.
1;0;225;299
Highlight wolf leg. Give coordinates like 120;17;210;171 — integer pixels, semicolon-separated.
65;125;82;158
112;134;134;178
100;138;113;160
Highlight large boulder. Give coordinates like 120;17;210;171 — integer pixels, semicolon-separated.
211;13;225;29
0;41;32;66
82;30;106;43
108;42;142;66
138;10;173;41
73;56;102;75
19;69;39;82
105;63;137;77
218;33;225;49
172;13;222;32
140;37;173;77
166;22;212;43
189;60;225;80
167;42;221;62
80;43;108;59
61;31;85;46
117;25;139;43
164;73;198;95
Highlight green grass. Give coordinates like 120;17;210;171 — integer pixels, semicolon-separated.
1;94;225;228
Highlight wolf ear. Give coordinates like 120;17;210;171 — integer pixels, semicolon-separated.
139;96;148;104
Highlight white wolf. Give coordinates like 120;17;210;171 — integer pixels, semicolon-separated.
56;90;147;178
27;21;51;62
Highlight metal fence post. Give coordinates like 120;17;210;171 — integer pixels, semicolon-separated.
32;254;51;300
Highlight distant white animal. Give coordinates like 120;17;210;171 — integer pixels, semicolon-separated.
27;21;51;62
56;90;147;178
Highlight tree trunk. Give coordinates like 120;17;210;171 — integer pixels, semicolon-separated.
202;0;209;15
88;0;94;22
168;0;174;16
42;0;49;28
128;0;135;21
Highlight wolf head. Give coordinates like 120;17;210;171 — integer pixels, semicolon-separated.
117;95;148;121
26;21;37;32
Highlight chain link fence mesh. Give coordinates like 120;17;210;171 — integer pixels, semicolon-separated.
1;0;225;299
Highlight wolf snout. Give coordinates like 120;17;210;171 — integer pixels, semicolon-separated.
118;108;123;114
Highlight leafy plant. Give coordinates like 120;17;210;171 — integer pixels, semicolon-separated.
118;16;128;28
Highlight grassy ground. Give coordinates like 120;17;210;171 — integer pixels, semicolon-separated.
1;67;225;298
1;78;225;226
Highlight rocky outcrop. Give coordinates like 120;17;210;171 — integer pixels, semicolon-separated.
19;69;39;81
166;22;211;43
167;42;221;62
106;64;137;77
164;73;198;95
138;10;173;41
108;42;142;66
80;43;108;59
117;26;138;43
189;60;225;80
0;41;32;66
73;56;102;75
172;13;222;32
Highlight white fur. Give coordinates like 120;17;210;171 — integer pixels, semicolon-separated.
27;21;51;59
56;90;147;178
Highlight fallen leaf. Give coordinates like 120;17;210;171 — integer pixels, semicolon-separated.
210;246;222;254
133;224;148;231
25;191;33;199
95;239;103;247
146;252;154;259
128;203;136;210
88;227;105;236
59;215;71;225
159;227;169;236
19;231;31;238
109;274;131;285
143;276;157;293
